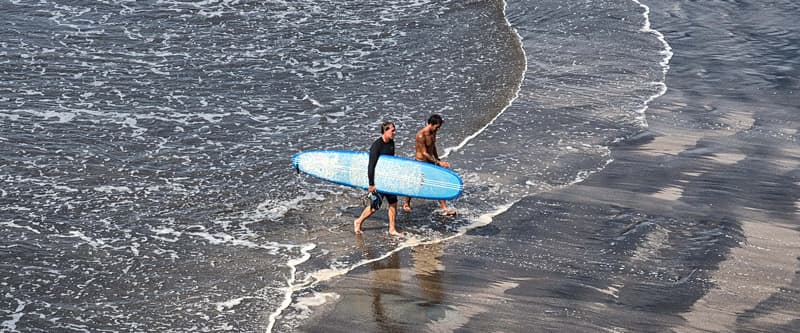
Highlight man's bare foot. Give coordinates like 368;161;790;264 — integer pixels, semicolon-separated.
353;219;363;234
402;203;412;212
440;209;457;216
388;230;405;238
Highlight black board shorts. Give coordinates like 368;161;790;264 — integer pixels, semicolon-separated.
382;193;398;205
369;192;398;210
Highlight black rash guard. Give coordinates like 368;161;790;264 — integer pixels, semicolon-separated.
368;137;395;186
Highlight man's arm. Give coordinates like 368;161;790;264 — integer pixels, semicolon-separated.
417;130;450;168
416;131;439;163
368;141;380;187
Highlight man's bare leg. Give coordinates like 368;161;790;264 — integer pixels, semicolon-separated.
387;203;403;237
402;197;412;212
439;200;456;216
354;206;375;234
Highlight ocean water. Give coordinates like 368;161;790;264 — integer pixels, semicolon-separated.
0;0;706;331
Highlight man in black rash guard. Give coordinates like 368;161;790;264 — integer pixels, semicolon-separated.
353;121;403;237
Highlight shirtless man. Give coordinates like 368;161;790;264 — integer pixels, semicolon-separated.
354;121;404;237
403;114;457;215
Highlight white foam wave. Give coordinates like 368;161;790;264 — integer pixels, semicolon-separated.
195;112;230;123
631;0;674;128
121;117;147;136
56;230;106;248
214;297;250;312
11;109;76;123
0;221;41;234
152;226;182;238
186;231;275;250
250;191;326;221
1;296;27;333
93;186;133;193
53;185;79;193
267;243;316;333
442;0;526;159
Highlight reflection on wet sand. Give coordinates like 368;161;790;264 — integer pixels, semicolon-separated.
353;235;448;330
355;235;402;331
412;243;445;306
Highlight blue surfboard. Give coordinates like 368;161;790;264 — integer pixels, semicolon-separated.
292;150;463;200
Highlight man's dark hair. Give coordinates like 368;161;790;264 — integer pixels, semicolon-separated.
381;121;394;133
427;114;443;126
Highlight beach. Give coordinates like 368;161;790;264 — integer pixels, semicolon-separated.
1;0;797;331
298;0;800;331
